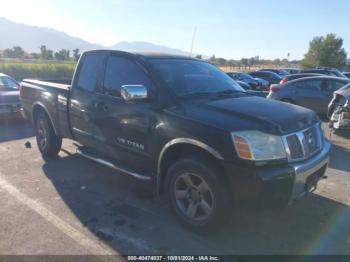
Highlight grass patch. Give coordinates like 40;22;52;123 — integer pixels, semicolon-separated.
0;63;76;81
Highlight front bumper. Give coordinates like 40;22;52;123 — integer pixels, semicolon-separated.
289;139;331;201
224;140;331;209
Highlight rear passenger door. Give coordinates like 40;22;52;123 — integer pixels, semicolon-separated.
292;79;325;113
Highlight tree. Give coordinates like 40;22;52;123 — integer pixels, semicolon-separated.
13;46;25;58
3;48;15;58
2;46;25;58
248;57;256;67
73;48;80;61
30;53;41;59
301;34;347;69
194;54;202;60
54;49;70;61
40;45;54;60
241;58;248;68
209;54;216;63
216;58;227;66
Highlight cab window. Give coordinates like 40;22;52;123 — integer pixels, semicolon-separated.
103;55;150;97
76;54;105;92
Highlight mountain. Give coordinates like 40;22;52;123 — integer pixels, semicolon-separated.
0;17;102;52
109;41;189;55
0;17;189;55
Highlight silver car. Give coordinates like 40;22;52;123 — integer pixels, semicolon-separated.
0;73;22;119
267;76;350;115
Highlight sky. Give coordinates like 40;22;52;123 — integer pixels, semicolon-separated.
0;0;349;60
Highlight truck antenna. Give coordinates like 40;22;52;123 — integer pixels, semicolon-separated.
189;26;197;57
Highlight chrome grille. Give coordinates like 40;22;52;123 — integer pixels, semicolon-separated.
286;135;303;159
302;126;319;155
283;123;323;162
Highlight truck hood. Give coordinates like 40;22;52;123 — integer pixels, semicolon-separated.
0;90;20;104
180;96;318;135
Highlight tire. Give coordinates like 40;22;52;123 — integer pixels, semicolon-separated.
166;157;231;231
35;112;62;157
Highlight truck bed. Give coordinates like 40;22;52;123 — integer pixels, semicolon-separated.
20;79;72;139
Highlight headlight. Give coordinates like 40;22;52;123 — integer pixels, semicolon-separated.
231;130;286;161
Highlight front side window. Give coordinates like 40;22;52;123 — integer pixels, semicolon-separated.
104;56;150;97
250;72;262;78
76;53;105;92
149;59;244;97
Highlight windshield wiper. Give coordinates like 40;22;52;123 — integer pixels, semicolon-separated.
214;89;247;97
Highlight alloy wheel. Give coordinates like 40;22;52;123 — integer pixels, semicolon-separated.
174;172;215;221
37;119;47;149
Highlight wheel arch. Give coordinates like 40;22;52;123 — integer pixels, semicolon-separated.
32;102;59;136
156;138;225;195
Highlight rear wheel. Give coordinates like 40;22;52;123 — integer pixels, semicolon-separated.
35;112;62;157
167;157;231;231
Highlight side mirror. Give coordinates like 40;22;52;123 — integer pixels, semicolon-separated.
120;85;148;102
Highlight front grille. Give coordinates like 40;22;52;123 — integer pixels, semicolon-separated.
283;124;323;162
302;126;319;155
286;135;303;159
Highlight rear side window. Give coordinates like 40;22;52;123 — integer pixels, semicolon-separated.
76;54;105;92
293;79;323;90
254;72;263;77
104;55;150;97
249;72;263;79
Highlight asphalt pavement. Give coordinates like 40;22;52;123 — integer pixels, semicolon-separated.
0;118;349;255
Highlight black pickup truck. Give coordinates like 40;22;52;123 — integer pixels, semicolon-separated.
21;50;331;230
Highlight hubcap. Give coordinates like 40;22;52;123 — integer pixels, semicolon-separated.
37;120;47;149
174;172;214;221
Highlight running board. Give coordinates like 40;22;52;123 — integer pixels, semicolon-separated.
76;149;152;181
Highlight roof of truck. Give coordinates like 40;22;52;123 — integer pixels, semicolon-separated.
83;49;196;60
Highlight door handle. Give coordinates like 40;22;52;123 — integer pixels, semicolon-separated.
93;101;108;112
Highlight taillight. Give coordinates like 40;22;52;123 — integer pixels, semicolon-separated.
269;85;281;93
280;78;288;84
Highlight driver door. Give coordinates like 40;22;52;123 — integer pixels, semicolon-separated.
90;54;156;171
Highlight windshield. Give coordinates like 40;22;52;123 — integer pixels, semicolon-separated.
149;59;245;97
0;76;19;90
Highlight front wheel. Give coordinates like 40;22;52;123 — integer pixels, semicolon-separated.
167;157;231;231
35;112;62;157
